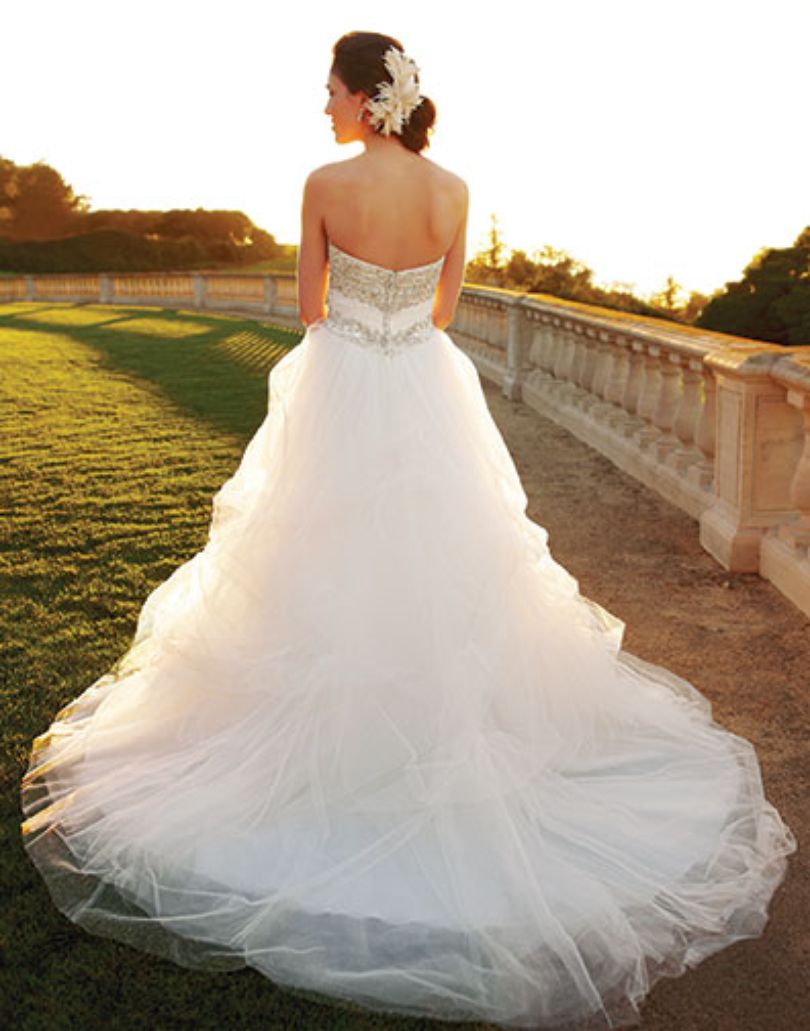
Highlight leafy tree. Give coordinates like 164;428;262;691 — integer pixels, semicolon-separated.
464;236;668;319
681;289;711;323
0;156;88;240
0;156;282;272
695;226;810;345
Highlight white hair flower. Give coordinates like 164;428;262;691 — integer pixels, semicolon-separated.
364;46;424;137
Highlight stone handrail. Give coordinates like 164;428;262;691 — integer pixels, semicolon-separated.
1;268;808;618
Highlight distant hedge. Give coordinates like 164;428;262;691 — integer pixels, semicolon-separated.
0;229;270;274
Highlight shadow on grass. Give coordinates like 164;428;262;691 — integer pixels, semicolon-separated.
0;304;304;439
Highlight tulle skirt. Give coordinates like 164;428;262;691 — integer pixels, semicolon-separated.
20;321;796;1029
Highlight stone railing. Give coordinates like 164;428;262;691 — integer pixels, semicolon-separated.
451;286;810;619
1;269;808;618
0;271;302;328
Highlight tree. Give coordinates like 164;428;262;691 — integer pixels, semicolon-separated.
681;289;710;323
0;157;88;240
484;212;506;270
649;275;685;315
528;245;595;300
154;208;254;245
695;226;810;345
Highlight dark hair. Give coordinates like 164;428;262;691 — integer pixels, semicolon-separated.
331;31;436;154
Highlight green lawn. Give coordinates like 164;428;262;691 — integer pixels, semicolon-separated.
0;303;458;1030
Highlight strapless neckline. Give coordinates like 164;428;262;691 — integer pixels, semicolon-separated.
328;239;444;274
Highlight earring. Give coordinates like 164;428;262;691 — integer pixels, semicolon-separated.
356;107;364;121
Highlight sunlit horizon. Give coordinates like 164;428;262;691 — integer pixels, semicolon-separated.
4;0;809;299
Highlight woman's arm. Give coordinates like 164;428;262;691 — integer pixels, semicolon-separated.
432;179;469;331
297;169;330;327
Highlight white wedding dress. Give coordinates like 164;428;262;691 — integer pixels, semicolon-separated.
21;239;796;1029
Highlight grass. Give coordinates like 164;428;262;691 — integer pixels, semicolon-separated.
0;302;458;1030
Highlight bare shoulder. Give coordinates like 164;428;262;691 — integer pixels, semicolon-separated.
422;156;467;191
305;158;361;185
421;157;469;203
302;162;342;197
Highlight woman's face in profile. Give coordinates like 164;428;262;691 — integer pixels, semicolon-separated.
324;70;365;144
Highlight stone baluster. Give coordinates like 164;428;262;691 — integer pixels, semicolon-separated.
651;348;683;459
472;300;482;341
603;337;631;428
567;329;582;388
580;329;600;399
539;322;562;400
619;341;645;436
463;298;474;337
589;333;623;419
474;299;486;349
687;364;716;490
583;335;610;414
480;300;491;351
481;301;491;349
544;323;557;374
552;322;570;381
603;337;626;403
571;329;588;394
526;319;547;374
557;326;580;401
670;356;705;471
545;321;561;379
632;347;662;447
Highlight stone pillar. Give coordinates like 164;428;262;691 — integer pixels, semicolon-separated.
263;275;277;314
621;342;644;417
758;353;810;617
192;273;206;309
502;295;527;401
780;387;810;546
699;344;805;571
604;337;629;407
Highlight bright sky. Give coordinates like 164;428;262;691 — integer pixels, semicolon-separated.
4;0;809;298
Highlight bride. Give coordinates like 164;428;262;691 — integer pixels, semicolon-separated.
20;30;796;1030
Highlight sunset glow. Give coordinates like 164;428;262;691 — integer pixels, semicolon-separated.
5;0;809;298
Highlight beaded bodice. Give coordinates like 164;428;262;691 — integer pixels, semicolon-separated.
323;240;444;357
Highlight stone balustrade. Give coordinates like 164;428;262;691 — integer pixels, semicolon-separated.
0;270;302;327
451;287;809;619
1;269;808;618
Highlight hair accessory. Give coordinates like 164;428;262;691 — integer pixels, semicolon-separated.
364;46;424;137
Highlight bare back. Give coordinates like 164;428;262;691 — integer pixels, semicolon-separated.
320;153;466;270
298;150;469;330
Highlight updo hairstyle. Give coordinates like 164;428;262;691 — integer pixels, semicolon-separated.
330;31;437;153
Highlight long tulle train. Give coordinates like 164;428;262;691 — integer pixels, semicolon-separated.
21;321;796;1028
